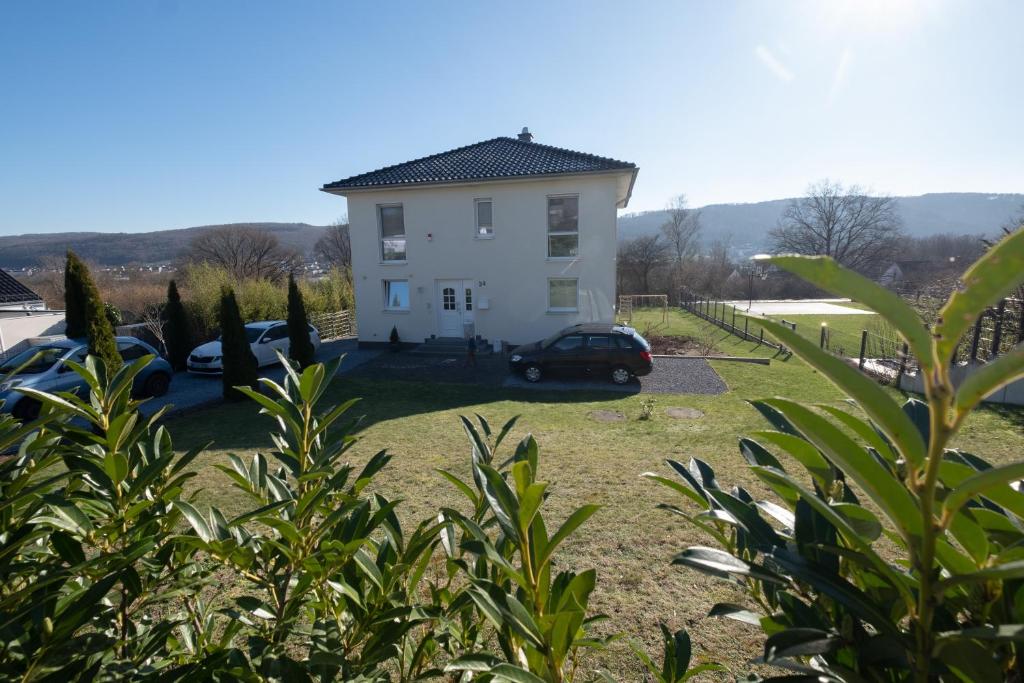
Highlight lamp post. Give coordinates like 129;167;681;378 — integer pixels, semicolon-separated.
743;264;768;312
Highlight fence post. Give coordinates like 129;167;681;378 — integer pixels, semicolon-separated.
969;315;983;361
991;298;1006;357
759;328;764;345
731;306;736;329
744;317;749;340
859;330;868;369
819;324;828;350
896;342;909;388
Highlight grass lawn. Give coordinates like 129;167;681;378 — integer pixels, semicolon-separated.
166;309;1024;678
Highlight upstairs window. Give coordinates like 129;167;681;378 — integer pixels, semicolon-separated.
379;205;406;261
547;195;579;258
475;199;493;238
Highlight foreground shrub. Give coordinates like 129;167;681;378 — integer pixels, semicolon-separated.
0;355;727;679
649;230;1024;681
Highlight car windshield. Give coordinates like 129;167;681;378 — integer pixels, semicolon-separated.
219;326;266;343
0;345;68;375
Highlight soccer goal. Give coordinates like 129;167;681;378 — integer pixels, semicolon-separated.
617;294;668;324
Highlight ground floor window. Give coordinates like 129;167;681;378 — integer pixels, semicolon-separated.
548;278;578;312
384;279;410;310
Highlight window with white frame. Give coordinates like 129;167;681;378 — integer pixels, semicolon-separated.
547;195;579;258
383;279;409;310
475;199;493;238
548;278;578;312
379;205;406;261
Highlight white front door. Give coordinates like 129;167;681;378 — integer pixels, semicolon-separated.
437;280;472;338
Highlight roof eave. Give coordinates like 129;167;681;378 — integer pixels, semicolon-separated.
319;167;637;197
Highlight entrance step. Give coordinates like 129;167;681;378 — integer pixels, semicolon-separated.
411;337;494;356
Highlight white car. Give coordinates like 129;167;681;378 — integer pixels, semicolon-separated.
187;320;321;374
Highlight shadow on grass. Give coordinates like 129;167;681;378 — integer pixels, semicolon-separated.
167;372;636;454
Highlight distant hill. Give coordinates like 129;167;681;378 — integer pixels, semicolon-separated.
619;192;1024;253
1;193;1020;269
0;223;329;269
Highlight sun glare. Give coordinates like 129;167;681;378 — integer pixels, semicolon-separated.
822;0;922;33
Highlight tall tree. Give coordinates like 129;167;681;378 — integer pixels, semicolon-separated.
219;287;258;401
163;280;192;372
186;225;301;281
660;195;702;263
63;251;89;338
286;273;316;369
618;234;671;294
769;180;902;275
75;259;121;372
314;219;352;271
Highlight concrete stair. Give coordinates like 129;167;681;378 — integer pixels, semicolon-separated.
411;336;494;356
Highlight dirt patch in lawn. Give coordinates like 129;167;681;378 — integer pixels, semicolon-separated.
645;334;715;356
588;410;626;422
665;407;705;420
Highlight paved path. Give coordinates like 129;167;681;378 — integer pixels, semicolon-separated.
140;339;380;417
724;298;873;316
503;357;727;395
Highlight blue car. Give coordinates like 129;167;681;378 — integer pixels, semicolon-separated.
0;337;173;421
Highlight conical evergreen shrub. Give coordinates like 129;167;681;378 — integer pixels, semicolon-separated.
287;273;315;369
219;287;257;401
164;280;192;371
73;258;121;372
63;251;89;339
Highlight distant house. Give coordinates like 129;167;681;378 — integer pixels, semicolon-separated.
878;260;931;289
0;269;64;359
321;128;638;348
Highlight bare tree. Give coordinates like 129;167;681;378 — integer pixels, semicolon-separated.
769;180;902;275
660;195;702;263
314;219;352;270
138;303;168;354
185;225;301;281
618;234;671;294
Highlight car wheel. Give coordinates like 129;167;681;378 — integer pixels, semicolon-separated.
144;372;171;398
13;397;41;421
611;366;631;385
524;364;542;383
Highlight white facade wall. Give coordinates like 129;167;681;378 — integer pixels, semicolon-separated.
0;312;66;358
345;174;622;347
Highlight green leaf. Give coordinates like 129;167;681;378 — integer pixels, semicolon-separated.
942;461;1024;519
489;664;548;683
937;560;1024;590
444;654;502;673
175;500;213;542
708;603;762;626
761;254;934;373
954;342;1024;413
763;399;922;542
938;624;1024;642
672;546;784;583
758;317;926;467
751;430;833;491
764;627;839;661
642;471;711;509
935;227;1024;364
537;504;600;570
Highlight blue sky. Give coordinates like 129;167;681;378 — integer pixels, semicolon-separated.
1;0;1021;235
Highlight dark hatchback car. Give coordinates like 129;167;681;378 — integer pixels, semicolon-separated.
508;323;653;384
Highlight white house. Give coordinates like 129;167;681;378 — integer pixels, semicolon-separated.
0;269;65;360
321;129;638;348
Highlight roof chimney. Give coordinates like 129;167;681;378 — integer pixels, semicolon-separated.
517;126;533;143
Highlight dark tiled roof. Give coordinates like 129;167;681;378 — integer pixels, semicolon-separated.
0;269;42;305
322;137;636;191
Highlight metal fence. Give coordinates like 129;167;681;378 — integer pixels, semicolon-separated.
309;309;356;341
678;287;787;352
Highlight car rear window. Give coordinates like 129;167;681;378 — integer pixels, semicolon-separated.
631;332;651;351
613;336;634;350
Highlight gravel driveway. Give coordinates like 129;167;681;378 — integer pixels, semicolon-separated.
503;357;727;395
